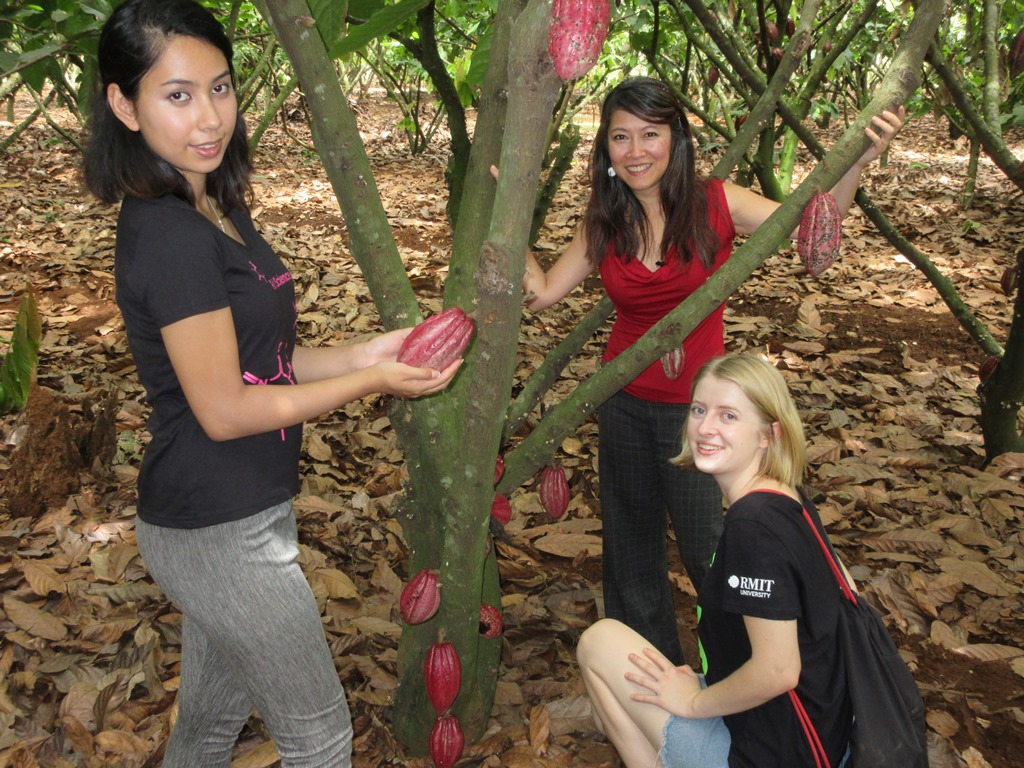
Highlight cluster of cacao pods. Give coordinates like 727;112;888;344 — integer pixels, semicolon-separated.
539;465;570;519
426;642;464;767
1010;28;1024;79
397;307;475;370
797;191;842;277
661;345;685;380
399;568;441;625
548;0;611;81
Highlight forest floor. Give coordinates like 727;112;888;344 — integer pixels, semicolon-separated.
1;92;1023;768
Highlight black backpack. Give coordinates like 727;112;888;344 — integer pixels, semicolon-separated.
789;505;928;768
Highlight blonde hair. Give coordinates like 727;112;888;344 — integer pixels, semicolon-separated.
672;354;806;487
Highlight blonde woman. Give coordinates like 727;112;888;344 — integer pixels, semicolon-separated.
577;354;855;768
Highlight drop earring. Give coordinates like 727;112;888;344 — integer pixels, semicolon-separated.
607;167;617;178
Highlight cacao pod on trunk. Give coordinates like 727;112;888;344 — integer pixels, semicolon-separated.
490;493;512;526
797;192;842;277
1001;266;1018;296
396;307;474;370
661;345;685;380
548;0;611;81
399;568;441;625
479;603;503;638
979;356;1000;382
429;713;464;768
539;466;569;519
424;641;462;715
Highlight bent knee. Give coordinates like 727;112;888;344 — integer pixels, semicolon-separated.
577;618;630;670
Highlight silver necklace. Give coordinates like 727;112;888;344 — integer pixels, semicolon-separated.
208;198;226;232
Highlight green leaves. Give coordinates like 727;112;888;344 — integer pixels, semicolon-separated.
0;287;42;414
331;0;430;57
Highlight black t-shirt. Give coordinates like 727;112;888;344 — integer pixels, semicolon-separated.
697;490;852;767
115;195;301;528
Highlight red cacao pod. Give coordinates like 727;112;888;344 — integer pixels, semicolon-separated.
736;114;747;128
548;0;611;81
822;40;834;54
661;345;685;380
766;21;779;43
479;603;503;638
771;46;784;61
396;307;475;370
399;568;441;625
785;18;795;37
797;192;842;277
429;713;464;768
493;454;505;485
490;493;511;526
978;356;1000;382
424;641;462;715
1001;266;1018;296
539;465;569;519
708;67;719;87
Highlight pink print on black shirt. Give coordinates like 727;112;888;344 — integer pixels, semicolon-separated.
242;342;296;440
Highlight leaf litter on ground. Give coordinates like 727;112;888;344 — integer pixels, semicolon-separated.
0;95;1022;768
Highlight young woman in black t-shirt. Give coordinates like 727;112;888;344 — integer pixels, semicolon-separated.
577;354;856;767
82;1;460;765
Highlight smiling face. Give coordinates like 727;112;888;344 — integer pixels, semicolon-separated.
606;109;673;202
686;375;774;501
108;35;236;199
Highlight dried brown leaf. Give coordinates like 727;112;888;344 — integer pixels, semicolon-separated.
3;595;67;641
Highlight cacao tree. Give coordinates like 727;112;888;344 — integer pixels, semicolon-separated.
254;0;943;756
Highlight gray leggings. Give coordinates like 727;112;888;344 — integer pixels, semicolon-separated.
136;502;352;767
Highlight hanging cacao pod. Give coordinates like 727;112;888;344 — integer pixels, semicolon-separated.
766;21;779;43
429;713;464;768
479;603;504;638
1001;266;1018;296
490;493;512;526
708;67;720;88
785;18;795;37
396;307;475;370
797;192;842;277
548;0;612;81
822;40;834;54
424;641;462;715
661;345;685;380
399;568;441;625
539;465;570;519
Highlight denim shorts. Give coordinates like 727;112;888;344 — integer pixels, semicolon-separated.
656;678;850;768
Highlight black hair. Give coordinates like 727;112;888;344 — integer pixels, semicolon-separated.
82;0;251;212
584;76;718;270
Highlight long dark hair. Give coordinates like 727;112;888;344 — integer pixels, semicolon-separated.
82;0;251;212
584;77;718;269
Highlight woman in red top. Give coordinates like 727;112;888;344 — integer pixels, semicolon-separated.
522;76;902;666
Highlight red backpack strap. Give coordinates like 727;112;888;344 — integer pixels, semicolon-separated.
800;507;857;604
789;689;831;768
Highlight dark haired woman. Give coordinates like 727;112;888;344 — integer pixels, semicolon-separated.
83;1;460;765
522;76;902;666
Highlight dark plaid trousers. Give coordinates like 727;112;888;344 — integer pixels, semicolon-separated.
597;389;724;666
